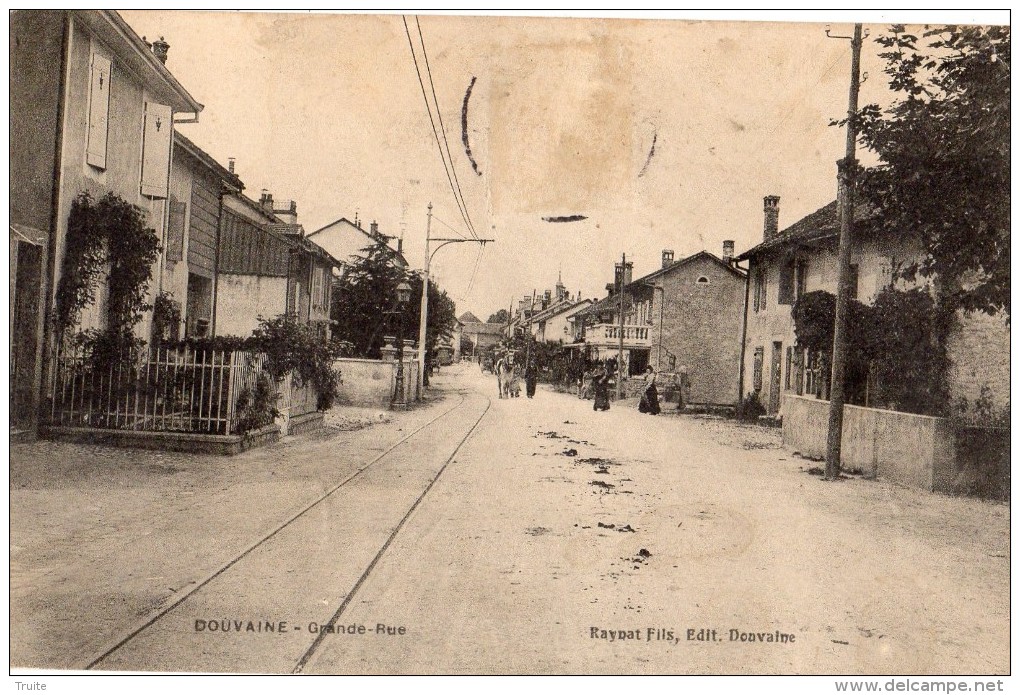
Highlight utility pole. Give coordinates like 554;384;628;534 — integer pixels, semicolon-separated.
825;23;865;480
415;202;493;399
416;203;432;401
617;252;626;401
526;289;536;365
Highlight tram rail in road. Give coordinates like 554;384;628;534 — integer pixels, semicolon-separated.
80;390;491;673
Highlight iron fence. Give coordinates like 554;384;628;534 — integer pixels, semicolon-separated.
48;345;270;435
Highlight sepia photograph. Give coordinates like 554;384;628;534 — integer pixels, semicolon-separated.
8;8;1010;687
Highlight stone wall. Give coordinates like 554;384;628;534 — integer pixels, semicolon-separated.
781;394;1003;498
335;357;419;408
945;310;1010;423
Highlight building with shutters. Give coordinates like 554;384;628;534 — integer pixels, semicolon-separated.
10;10;202;436
736;195;1009;422
165;131;242;339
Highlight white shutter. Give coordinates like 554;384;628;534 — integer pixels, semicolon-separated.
140;102;172;198
86;53;112;169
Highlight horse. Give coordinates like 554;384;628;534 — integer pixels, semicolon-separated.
496;352;517;399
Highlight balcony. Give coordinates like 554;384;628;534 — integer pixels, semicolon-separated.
584;323;651;349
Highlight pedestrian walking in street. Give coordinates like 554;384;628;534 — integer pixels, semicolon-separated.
638;365;661;415
592;365;611;411
525;357;538;398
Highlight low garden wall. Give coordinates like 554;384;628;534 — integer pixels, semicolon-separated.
334;357;419;408
781;394;1003;498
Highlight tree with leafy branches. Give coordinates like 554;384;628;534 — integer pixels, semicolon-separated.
330;244;456;363
854;24;1009;318
487;308;510;325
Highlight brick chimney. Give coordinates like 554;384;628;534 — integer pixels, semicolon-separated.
259;190;274;213
544;289;552;307
722;240;735;262
763;195;780;240
227;158;236;174
662;249;674;269
370;221;379;237
151;36;170;64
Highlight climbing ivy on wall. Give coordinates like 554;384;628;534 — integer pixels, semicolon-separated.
55;191;161;340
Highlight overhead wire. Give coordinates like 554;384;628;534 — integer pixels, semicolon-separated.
463;243;484;298
431;214;469;240
416;16;478;239
402;15;476;240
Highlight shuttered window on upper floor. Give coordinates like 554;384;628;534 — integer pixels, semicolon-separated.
86;53;112;169
140;102;172;198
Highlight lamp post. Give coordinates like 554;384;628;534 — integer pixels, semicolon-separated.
392;280;412;408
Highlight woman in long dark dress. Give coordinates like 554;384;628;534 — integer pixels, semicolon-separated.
593;367;611;411
638;366;661;415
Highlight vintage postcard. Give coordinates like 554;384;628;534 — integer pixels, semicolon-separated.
9;9;1010;686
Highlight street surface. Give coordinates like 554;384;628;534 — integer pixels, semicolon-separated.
10;363;1009;674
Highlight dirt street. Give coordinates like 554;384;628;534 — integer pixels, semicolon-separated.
10;363;1009;674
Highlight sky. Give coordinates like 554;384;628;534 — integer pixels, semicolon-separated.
121;10;1007;322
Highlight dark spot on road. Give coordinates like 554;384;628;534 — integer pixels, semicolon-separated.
562;448;578;456
577;457;616;467
638;548;652;559
617;524;636;533
537;431;566;439
597;522;615;529
525;527;551;536
589;480;615;490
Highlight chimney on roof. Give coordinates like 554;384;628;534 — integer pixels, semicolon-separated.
722;240;735;262
260;190;274;213
151;36;170;65
544;289;552;308
397;235;403;254
764;195;780;240
227;158;236;174
370;221;379;236
272;200;298;225
662;249;674;269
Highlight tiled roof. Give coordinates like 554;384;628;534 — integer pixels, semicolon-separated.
458;311;482;323
736;199;874;261
462;322;505;336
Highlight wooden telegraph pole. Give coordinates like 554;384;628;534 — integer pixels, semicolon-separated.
825;23;865;480
616;252;626;401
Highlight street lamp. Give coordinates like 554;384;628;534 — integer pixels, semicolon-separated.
392;280;412;408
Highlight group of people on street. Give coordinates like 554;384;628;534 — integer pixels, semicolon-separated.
587;359;663;415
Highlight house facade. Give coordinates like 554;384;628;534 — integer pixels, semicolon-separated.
10;10;202;434
459;312;504;357
737;195;1010;421
165;131;242;339
307;216;408;270
576;247;746;406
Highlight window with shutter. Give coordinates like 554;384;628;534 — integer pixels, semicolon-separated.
778;260;795;304
141;102;172;198
795;260;808;300
87;53;112;169
166;196;187;262
753;347;764;391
